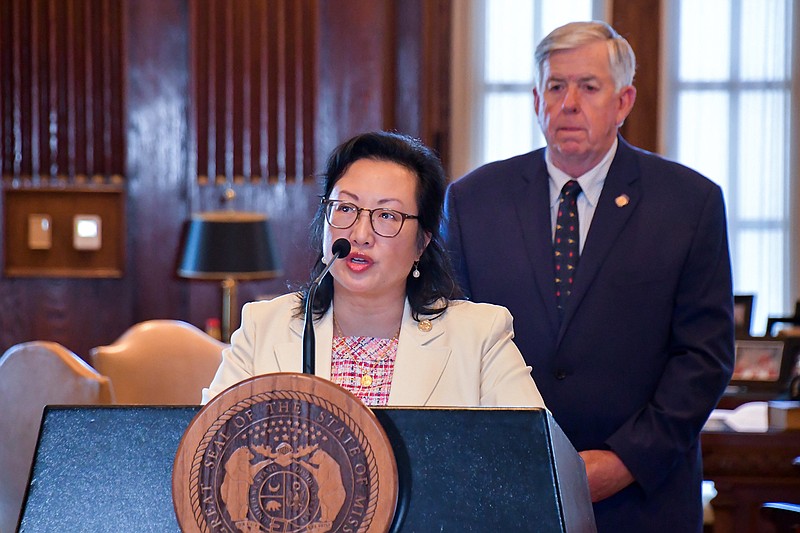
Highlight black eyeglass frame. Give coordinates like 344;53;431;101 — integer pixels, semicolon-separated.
321;198;419;238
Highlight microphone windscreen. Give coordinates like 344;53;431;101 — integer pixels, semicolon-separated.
331;238;351;258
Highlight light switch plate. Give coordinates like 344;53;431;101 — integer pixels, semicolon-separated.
73;214;102;250
28;214;52;250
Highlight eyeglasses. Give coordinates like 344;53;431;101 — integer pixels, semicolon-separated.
322;199;419;238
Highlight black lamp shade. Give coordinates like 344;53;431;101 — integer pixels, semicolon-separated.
177;212;282;280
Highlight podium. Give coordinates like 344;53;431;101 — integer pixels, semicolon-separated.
19;406;595;532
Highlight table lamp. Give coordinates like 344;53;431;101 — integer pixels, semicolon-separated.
178;211;282;342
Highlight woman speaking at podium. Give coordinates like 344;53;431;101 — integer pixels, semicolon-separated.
203;131;545;409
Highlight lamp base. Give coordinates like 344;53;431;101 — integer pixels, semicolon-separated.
221;278;238;343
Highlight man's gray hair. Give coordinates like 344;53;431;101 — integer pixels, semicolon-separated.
534;21;636;92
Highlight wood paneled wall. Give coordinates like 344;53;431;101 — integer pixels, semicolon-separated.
0;0;452;357
0;0;125;183
0;0;661;358
394;1;452;163
190;0;317;186
0;0;131;356
613;0;662;153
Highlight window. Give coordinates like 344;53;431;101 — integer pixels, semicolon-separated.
662;0;797;334
450;0;602;179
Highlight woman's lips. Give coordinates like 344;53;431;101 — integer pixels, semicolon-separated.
346;253;373;272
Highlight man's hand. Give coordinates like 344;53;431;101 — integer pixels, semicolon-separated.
579;449;635;502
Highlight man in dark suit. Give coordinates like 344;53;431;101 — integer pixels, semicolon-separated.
444;21;734;532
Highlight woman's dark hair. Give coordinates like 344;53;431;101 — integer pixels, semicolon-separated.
297;131;461;320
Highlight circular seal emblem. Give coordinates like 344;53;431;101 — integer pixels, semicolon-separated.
173;373;398;533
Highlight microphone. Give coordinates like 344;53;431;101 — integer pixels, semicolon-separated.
302;238;351;375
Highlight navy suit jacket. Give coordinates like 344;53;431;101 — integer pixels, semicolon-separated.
444;137;735;532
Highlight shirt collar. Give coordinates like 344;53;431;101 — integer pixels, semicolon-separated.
546;138;618;208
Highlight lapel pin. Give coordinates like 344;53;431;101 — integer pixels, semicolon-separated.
418;319;432;332
615;194;630;208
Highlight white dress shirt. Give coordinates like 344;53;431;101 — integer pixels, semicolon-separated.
547;138;618;254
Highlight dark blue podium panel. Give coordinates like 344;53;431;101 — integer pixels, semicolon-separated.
19;406;594;532
19;406;194;533
373;408;593;532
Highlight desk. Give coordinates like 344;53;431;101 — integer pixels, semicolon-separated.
702;429;800;533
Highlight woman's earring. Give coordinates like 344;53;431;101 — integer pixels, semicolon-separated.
321;256;328;265
412;261;420;279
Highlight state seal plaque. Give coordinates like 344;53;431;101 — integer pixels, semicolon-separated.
173;373;398;533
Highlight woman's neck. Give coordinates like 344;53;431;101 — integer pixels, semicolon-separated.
332;291;405;338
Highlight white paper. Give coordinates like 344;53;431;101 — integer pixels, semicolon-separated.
708;402;768;432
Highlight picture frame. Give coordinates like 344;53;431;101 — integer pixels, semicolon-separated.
732;340;784;383
726;338;800;399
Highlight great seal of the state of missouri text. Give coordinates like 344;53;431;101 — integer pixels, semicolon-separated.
173;373;398;533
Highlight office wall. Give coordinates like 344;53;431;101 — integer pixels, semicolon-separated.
612;0;661;153
0;0;451;357
0;0;661;358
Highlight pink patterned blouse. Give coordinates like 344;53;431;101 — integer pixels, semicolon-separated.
330;334;398;406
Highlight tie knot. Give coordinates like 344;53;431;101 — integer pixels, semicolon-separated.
561;180;582;197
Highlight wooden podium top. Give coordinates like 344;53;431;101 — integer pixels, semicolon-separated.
172;373;398;532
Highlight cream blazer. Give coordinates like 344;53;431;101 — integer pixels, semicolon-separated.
202;293;545;408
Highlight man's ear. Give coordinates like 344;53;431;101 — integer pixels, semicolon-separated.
615;85;637;127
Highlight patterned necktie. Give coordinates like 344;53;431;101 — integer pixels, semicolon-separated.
554;180;582;317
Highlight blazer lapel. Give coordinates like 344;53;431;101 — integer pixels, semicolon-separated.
388;303;450;406
277;311;333;378
276;301;452;405
512;152;561;334
558;139;641;342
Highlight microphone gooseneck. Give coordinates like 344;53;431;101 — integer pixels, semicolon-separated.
302;238;351;375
